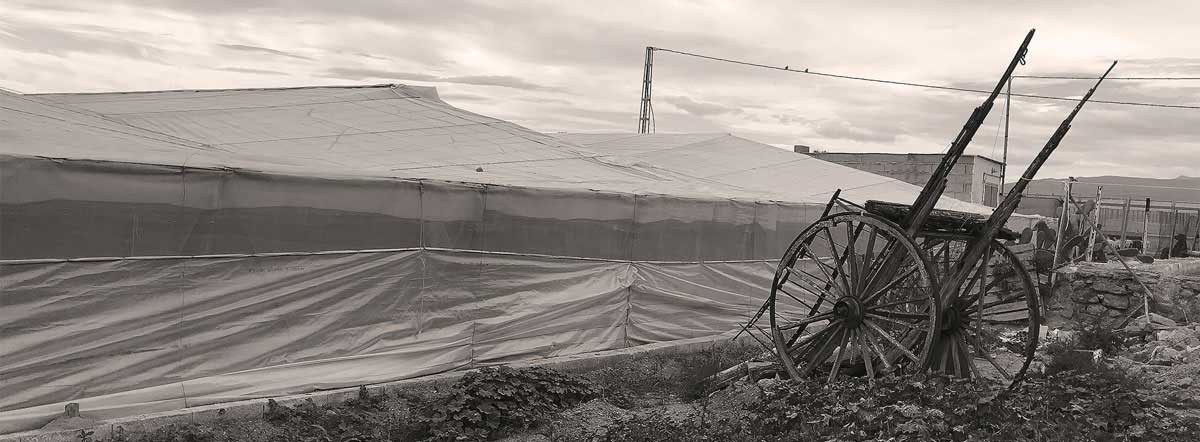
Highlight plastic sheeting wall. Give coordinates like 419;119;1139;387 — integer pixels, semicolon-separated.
2;251;778;432
0;159;820;262
0;157;801;433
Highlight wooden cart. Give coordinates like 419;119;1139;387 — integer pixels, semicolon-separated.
742;30;1116;389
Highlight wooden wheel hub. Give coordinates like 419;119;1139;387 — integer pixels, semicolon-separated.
940;305;967;333
833;297;864;327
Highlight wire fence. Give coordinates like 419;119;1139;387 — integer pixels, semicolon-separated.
1019;194;1200;255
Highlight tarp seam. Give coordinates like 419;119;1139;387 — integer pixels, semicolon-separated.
0;248;778;266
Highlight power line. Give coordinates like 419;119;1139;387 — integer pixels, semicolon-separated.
651;47;1200;110
1017;75;1200;80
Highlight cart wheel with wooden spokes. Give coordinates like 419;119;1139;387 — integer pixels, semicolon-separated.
769;212;940;384
921;237;1041;389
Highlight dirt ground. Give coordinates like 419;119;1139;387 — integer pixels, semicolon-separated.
491;326;1200;441
102;332;1200;442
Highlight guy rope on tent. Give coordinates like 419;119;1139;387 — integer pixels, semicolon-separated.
724;29;1118;390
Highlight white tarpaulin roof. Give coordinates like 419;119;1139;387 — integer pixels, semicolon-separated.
556;132;996;213
25;85;747;201
27;84;988;211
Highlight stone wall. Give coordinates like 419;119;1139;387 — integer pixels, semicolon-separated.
1047;259;1200;329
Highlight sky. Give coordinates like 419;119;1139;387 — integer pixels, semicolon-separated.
2;0;1199;182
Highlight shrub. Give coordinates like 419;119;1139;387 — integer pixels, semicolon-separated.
1074;323;1127;355
1044;348;1103;375
415;366;597;441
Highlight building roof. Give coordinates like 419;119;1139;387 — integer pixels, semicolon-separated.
807;151;1004;166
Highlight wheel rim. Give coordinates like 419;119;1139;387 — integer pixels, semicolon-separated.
921;237;1041;388
769;213;939;383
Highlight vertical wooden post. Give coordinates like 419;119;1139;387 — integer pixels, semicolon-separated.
1195;208;1200;250
1050;178;1073;290
1053;179;1073;264
1141;198;1151;254
1120;197;1132;243
1087;185;1103;261
1169;202;1179;257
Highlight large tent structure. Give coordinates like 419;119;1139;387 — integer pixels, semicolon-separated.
0;84;1034;433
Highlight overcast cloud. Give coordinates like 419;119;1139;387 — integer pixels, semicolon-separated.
2;0;1198;180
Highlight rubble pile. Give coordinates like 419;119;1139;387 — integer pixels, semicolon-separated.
1110;324;1200;410
1125;324;1200;367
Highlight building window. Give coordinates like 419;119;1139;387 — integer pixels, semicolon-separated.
983;183;999;207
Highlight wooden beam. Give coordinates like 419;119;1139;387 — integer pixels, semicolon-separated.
1120;197;1131;242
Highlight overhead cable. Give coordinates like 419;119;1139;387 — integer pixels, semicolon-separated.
651;47;1200;110
1014;75;1200;80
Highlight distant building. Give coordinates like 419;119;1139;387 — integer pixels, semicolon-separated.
798;150;1004;207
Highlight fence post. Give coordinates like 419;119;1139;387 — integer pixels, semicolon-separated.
1087;185;1102;261
1168;202;1179;257
1141;198;1151;254
1120;197;1131;243
1050;178;1074;292
1054;179;1074;259
1195;208;1200;250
